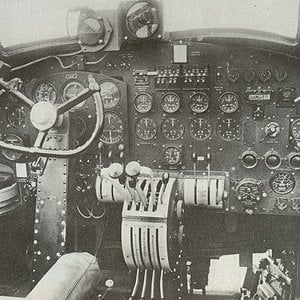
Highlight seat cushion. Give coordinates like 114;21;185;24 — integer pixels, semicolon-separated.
27;252;100;300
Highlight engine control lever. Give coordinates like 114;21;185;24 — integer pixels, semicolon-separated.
125;161;147;206
159;171;169;204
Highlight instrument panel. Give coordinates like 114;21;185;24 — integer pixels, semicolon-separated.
2;39;300;216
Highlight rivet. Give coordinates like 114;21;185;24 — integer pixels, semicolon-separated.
35;219;39;224
33;240;37;244
61;242;65;247
56;252;61;257
46;256;51;261
37;251;41;255
34;229;38;234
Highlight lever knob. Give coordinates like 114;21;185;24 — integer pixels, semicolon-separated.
125;161;141;177
162;171;169;185
107;163;123;179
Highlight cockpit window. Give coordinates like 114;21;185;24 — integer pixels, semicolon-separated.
0;0;299;48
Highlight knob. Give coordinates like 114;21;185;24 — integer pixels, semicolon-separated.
289;154;300;169
162;171;169;185
107;163;123;179
241;151;257;168
265;153;281;169
125;161;141;177
265;122;280;138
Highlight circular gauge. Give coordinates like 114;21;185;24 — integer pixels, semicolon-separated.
6;107;26;128
189;92;209;113
270;171;295;195
126;1;159;39
63;81;86;109
100;112;123;144
236;178;263;207
135;117;157;140
161;118;184;141
189;118;212;141
227;68;239;83
34;82;57;103
134;93;153;113
74;116;87;139
161;93;180;113
100;81;120;109
219;92;239;114
164;146;181;165
2;134;24;161
217;118;242;141
291;119;300;140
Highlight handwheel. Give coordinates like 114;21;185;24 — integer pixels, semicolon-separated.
0;75;104;157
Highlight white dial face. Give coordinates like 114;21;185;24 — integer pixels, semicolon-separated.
219;92;239;113
100;112;123;144
161;93;180;113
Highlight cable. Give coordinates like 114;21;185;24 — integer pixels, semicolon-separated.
11;50;83;71
85;53;108;65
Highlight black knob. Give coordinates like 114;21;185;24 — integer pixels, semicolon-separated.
162;171;169;185
265;154;281;169
242;153;257;168
289;154;300;169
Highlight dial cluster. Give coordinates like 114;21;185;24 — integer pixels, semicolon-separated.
133;91;242;143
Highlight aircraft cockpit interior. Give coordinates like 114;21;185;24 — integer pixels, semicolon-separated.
1;1;300;299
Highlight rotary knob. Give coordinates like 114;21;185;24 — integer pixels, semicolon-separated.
265;122;280;138
125;161;141;177
107;163;124;179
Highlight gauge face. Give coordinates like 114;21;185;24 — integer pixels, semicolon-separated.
100;112;123;144
63;81;86;109
161;93;180;113
6;107;26;128
74;116;87;139
2;134;23;161
189;93;209;113
219;92;239;114
34;82;57;103
236;179;262;206
217;118;242;141
134;93;153;113
227;68;239;83
164;146;181;165
270;172;296;195
126;1;159;39
161;118;184;141
135;117;157;140
291;119;300;140
100;81;120;109
189;118;212;141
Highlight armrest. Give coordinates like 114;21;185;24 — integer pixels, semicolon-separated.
27;252;100;300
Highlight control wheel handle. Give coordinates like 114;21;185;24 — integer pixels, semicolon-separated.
0;76;104;157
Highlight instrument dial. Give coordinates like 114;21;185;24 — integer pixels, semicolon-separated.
74;116;87;139
134;93;153;113
219;92;239;113
217;118;242;141
270;172;295;195
291;119;300;140
63;81;86;109
189;118;212;141
161;93;180;113
34;82;57;103
100;112;123;144
164;146;181;165
227;68;239;83
161;118;184;141
236;178;263;207
126;1;159;39
100;81;120;109
135;117;157;140
6;107;26;128
2;134;24;161
189;92;209;113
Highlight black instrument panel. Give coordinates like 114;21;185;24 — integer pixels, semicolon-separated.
2;40;300;215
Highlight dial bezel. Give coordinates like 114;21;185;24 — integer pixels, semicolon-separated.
135;117;157;141
33;82;57;103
